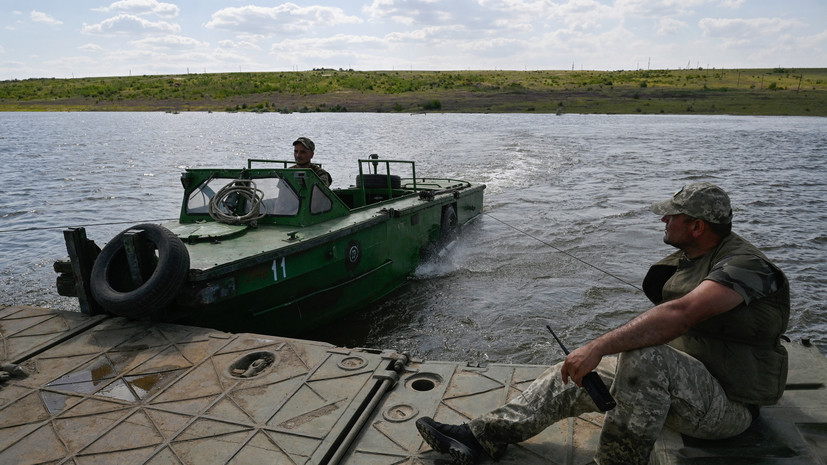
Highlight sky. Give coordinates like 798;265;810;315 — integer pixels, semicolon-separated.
1;0;825;80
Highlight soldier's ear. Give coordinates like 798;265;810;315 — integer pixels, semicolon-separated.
691;219;705;237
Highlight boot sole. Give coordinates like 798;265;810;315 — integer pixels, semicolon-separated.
416;418;479;465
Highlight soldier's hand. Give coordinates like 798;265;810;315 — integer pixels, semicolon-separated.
561;344;601;387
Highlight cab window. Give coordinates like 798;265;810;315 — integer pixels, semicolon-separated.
259;178;299;215
187;176;300;216
310;185;333;214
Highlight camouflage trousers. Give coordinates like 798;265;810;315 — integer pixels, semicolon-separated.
468;345;754;465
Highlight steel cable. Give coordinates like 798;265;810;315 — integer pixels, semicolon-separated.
485;213;643;293
208;179;267;225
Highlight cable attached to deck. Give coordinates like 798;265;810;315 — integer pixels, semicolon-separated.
485;213;643;293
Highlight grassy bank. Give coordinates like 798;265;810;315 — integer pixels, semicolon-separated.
1;68;825;116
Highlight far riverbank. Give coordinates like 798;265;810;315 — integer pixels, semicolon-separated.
1;68;825;116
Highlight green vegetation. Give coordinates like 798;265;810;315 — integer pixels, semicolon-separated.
1;68;825;115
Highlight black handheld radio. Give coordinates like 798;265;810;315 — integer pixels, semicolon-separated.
545;325;616;412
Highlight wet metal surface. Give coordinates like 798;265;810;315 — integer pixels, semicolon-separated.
1;306;825;465
0;305;106;364
346;359;604;465
0;307;397;464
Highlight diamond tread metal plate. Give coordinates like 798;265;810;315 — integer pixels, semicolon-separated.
0;309;395;465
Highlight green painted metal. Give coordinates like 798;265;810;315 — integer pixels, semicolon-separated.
65;157;485;336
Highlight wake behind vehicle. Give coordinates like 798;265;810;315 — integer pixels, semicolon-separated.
56;156;485;335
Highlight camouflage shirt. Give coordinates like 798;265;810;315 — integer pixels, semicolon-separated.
290;163;332;186
659;233;790;405
707;254;780;305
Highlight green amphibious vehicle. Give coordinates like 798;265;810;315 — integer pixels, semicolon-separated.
56;156;485;335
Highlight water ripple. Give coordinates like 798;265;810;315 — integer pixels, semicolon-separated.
2;112;825;361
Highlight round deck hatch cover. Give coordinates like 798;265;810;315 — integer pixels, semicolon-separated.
227;351;277;378
383;404;418;422
337;355;368;370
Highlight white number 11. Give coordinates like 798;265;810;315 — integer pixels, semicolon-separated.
272;257;287;281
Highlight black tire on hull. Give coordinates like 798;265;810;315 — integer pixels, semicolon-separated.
439;205;458;245
90;223;190;319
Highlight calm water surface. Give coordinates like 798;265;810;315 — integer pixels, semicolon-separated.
1;112;825;364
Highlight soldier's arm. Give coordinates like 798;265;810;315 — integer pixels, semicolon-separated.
561;280;742;386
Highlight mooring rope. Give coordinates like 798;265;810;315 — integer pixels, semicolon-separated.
1;207;642;294
0;218;178;234
484;213;643;293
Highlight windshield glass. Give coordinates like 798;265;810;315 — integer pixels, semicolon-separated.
187;176;300;216
310;184;333;214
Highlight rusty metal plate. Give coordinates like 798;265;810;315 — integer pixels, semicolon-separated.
0;305;107;365
339;359;603;465
3;308;824;465
0;312;398;465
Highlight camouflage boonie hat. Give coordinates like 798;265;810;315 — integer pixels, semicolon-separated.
293;137;315;151
651;182;732;224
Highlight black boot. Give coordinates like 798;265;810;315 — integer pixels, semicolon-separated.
416;416;485;465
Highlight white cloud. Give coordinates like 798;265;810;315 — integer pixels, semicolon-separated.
3;0;825;79
366;0;616;36
268;34;396;66
366;0;523;30
456;36;526;54
82;14;181;35
364;0;458;25
699;17;801;38
218;40;263;51
552;1;617;31
206;4;362;34
79;43;104;52
385;25;468;43
615;0;708;18
95;0;180;19
657;17;688;36
718;0;745;8
552;0;618;21
477;0;547;13
131;35;209;50
271;34;386;54
697;17;813;61
31;11;63;26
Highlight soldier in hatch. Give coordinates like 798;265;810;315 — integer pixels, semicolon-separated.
291;137;332;186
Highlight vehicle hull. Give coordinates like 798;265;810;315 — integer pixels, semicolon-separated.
56;158;485;337
167;184;484;335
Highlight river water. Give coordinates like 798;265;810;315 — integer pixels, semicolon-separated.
1;112;825;364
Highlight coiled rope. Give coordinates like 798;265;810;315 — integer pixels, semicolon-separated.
208;179;267;225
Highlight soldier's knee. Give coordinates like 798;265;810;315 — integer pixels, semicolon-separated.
616;345;674;380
